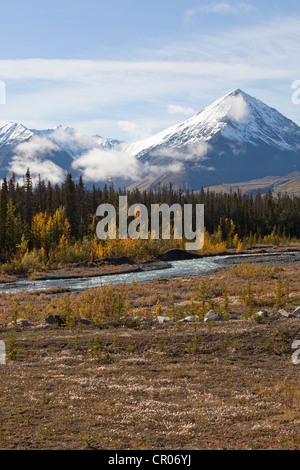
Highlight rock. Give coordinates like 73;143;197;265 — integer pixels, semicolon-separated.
156;316;171;324
204;310;223;323
158;249;201;262
79;318;91;326
292;307;300;318
42;314;64;326
278;309;292;318
8;319;35;328
270;313;281;319
140;317;151;323
139;260;172;271
256;310;270;318
179;316;199;323
71;256;135;268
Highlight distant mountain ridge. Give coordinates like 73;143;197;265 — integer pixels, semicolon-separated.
127;89;300;191
0;122;122;184
0;89;300;194
205;171;300;196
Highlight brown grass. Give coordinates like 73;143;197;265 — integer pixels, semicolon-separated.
0;319;300;450
0;262;299;326
0;261;299;450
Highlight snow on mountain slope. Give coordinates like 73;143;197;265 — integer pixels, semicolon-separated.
34;126;121;159
0;122;34;147
0;122;123;183
126;89;300;190
126;89;300;159
0;89;300;191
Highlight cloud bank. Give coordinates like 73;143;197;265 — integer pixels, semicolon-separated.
9;135;67;184
71;146;143;182
0;14;299;137
152;142;211;162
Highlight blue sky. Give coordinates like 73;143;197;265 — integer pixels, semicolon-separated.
0;0;299;140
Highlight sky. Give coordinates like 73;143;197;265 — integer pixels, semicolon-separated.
0;0;299;141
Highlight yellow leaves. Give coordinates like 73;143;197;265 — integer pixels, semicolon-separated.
94;242;105;259
200;235;227;255
155;299;162;317
31;212;49;246
77;286;128;324
236;240;243;253
59;234;69;246
15;235;29;259
31;206;71;251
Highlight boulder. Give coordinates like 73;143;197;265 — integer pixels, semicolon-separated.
42;314;64;326
158;249;201;262
278;309;292;318
204;310;223;323
179;316;199;323
8;319;35;328
79;318;91;326
292;307;300;318
256;310;270;318
156;316;171;324
270;313;281;319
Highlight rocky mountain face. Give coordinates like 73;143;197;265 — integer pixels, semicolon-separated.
127;89;300;191
0;89;299;193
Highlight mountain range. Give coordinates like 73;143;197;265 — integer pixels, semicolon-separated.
0;88;300;194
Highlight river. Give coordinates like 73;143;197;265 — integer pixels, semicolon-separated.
0;251;297;294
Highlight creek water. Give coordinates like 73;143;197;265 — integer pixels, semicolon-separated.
0;251;292;294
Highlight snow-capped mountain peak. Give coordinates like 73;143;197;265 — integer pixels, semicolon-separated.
125;89;300;191
0;89;300;191
0;121;34;147
125;89;300;160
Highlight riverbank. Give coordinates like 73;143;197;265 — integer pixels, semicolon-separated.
0;249;299;326
0;249;299;450
1;243;300;286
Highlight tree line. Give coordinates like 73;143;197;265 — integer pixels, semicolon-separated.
0;170;299;266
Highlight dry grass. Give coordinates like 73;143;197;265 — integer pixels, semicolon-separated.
0;262;299;326
0;319;300;450
0;259;299;450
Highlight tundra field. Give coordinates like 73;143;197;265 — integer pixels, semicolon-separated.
0;253;300;450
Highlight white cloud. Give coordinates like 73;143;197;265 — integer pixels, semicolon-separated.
9;136;66;185
151;142;211;162
146;161;184;176
0;15;299;135
118;121;139;134
118;121;151;140
50;126;95;149
71;146;143;182
227;94;249;122
167;104;196;116
12;135;60;159
228;142;247;155
70;139;212;183
185;2;254;21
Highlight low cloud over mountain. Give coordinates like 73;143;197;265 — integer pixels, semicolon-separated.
0;89;300;193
